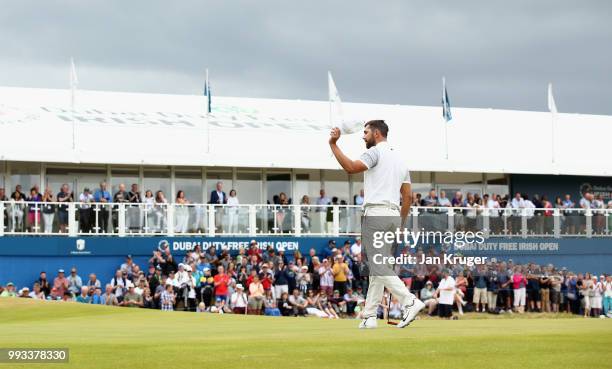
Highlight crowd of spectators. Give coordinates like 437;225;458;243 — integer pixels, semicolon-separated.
412;189;611;235
0;183;358;234
2;183;610;235
1;239;611;320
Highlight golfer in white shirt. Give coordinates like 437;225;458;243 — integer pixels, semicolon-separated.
329;120;425;329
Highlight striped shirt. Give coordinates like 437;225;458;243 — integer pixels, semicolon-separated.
161;291;174;311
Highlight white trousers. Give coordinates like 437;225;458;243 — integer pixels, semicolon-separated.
362;205;415;318
513;287;526;307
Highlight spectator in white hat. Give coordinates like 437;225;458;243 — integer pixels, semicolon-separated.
230;284;248;314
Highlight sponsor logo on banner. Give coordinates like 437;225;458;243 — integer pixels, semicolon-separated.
171;239;300;252
70;239;92;255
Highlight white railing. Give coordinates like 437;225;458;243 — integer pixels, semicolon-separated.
0;201;608;238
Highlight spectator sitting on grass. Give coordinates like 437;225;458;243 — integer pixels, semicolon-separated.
30;283;45;300
161;283;176;311
62;291;74;302
101;284;119;306
420;281;438;316
318;290;339;319
91;287;103;304
18;287;31;298
76;286;91;303
142;288;155;309
305;289;328;318
288;288;307;316
388;296;403;320
122;282;143;308
263;289;281;316
330;289;347;316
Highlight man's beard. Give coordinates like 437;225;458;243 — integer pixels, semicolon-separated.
365;139;375;149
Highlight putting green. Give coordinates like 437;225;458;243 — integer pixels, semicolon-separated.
1;299;611;369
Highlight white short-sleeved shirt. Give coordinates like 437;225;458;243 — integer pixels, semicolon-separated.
437;276;456;305
357;141;411;207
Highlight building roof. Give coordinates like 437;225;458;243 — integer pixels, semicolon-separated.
0;86;610;176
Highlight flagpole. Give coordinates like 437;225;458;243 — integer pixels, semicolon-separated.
443;77;449;160
70;57;76;151
548;83;556;164
551;111;556;164
206;68;210;154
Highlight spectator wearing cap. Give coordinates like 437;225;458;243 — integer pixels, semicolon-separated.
258;263;274;294
420;281;438;316
122;282;143;307
67;267;83;295
18;287;32;298
332;255;349;296
121;255;135;277
76;286;91;304
0;282;17;297
148;265;162;297
319;258;334;297
230;284;248;314
53;269;70;297
321;240;336;260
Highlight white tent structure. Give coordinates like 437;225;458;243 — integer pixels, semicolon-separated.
0;86;611;176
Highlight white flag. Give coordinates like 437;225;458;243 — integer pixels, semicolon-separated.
328;71;343;122
547;83;557;114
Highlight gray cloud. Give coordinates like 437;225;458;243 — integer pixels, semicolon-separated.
0;1;610;114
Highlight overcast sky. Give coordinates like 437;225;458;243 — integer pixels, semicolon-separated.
1;1;611;114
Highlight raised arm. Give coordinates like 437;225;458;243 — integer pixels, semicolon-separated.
329;128;368;174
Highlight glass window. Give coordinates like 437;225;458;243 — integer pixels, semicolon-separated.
111;167;139;195
46;166;107;197
350;173;364;205
10;162;40;197
0;162;5;189
144;167;170;200
236;171;261;204
267;172;291;204
323;170;349;204
206;170;232;203
176;169;203;203
295;170;321;204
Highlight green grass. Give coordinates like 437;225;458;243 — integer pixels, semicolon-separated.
1;299;611;369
